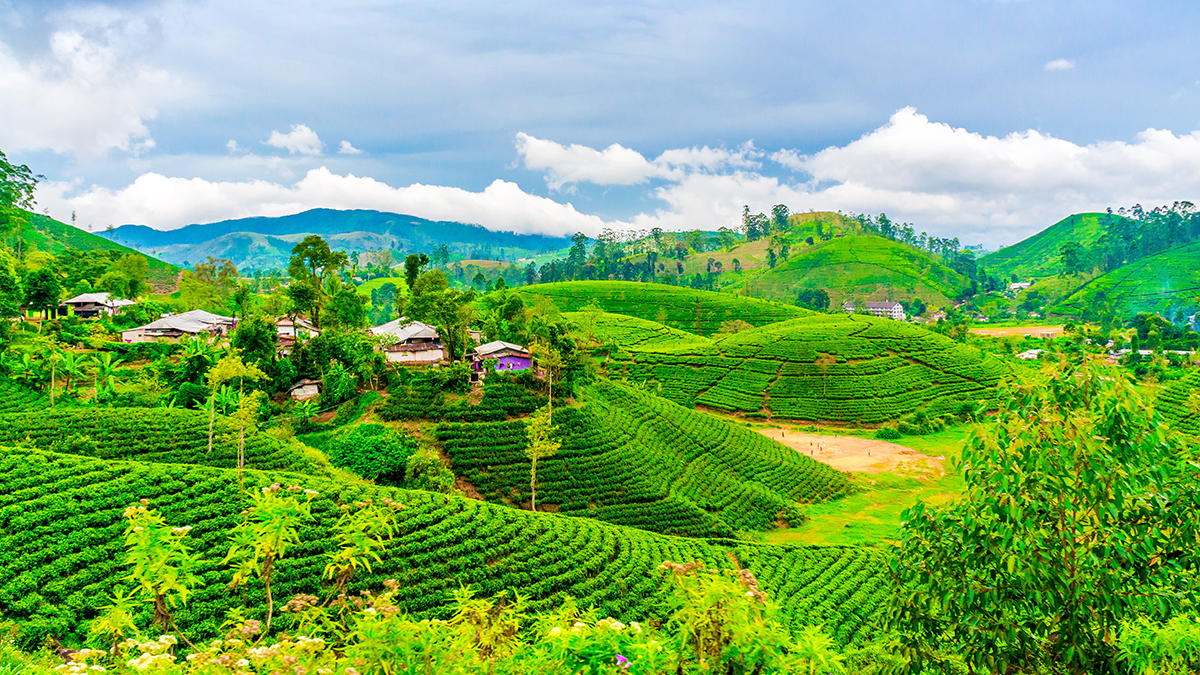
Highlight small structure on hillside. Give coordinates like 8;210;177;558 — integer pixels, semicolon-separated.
842;300;906;321
121;309;235;343
371;318;444;364
1009;281;1032;292
288;378;321;401
275;316;320;355
1016;349;1044;360
472;340;532;374
61;292;136;318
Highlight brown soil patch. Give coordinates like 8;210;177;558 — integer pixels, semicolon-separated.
759;427;945;475
970;325;1062;338
313;410;337;423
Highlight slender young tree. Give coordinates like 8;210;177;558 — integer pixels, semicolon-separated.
524;405;560;513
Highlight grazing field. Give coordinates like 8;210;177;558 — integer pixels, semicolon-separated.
607;313;1004;423
436;379;852;537
1055;240;1200;317
730;235;968;308
0;444;887;649
514;280;808;335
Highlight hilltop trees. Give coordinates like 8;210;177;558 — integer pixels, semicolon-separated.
288;235;348;327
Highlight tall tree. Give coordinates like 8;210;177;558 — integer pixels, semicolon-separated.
22;267;61;320
287;236;347;327
524;404;560;512
771;204;790;232
403;253;429;292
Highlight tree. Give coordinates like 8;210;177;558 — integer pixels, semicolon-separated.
206;352;267;489
0;150;39;248
288;236;347;327
22;267;61;319
524;405;560;512
406;270;476;360
890;361;1200;674
227;283;252;321
230;316;278;374
771;204;790;232
328;285;368;329
98;252;149;300
404;253;430;292
1059;241;1087;278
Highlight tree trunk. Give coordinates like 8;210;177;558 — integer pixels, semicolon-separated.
207;393;216;454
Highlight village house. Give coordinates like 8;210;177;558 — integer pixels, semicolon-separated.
842;300;907;321
371;318;445;364
275;316;320;355
60;292;137;318
121;309;236;343
472;340;532;375
288;378;321;401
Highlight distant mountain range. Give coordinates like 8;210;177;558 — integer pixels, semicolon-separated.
99;209;573;271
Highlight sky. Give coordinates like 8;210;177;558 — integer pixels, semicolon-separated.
3;0;1200;247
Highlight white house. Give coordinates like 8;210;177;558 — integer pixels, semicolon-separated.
1009;282;1032;292
371;318;445;364
61;292;136;318
121;309;236;343
275;316;320;355
842;300;906;321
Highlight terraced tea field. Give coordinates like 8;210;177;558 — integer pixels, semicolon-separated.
515;281;807;335
1157;369;1200;437
607;313;1004;423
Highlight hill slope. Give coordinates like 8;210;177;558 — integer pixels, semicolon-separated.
730;235;969;308
606;313;1005;423
0;445;887;648
1156;369;1200;437
20;213;178;282
101;208;572;271
1054;241;1200;317
515;281;808;336
983;213;1126;280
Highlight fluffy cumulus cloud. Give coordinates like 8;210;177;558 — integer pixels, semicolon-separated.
1044;58;1075;71
38;167;611;236
265;124;323;155
0;28;182;156
337;140;362;155
515;132;760;191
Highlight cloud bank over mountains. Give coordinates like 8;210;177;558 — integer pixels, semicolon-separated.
38;108;1200;246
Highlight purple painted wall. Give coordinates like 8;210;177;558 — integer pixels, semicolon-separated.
494;355;531;372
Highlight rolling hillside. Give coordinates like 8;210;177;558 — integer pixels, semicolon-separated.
100;208;571;271
20;212;178;283
729;235;969;308
515;281;808;336
1154;369;1200;437
983;213;1126;280
606;313;1005;423
1054;241;1200;317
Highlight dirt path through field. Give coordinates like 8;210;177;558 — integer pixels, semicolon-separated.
970;325;1062;338
758;427;946;475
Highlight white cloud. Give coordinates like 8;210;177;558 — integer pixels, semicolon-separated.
265;124;323;155
338;140;362;155
1044;58;1074;71
515;132;761;190
0;30;183;157
38;167;613;236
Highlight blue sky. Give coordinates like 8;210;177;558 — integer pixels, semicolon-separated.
3;0;1200;246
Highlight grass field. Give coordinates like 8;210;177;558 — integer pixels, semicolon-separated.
729;235;968;308
515;281;808;335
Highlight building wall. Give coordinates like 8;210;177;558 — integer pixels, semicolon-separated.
386;349;444;364
494;355;531;371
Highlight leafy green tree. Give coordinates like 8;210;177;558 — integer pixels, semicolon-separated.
327;424;415;485
524;404;560;512
230;315;277;374
890;361;1200;674
328;284;368;328
0;150;39;249
407;270;475;360
120;500;201;632
771;204;790;232
1059;240;1087;277
288;235;347;327
227;283;252;321
403;253;429;292
98;252;148;300
22;267;61;319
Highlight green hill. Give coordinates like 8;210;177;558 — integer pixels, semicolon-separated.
983;213;1126;280
22;212;178;283
436;379;852;537
729;235;969;309
1155;369;1200;437
606;313;1005;423
0;444;887;648
514;281;808;336
1055;241;1200;317
565;310;711;350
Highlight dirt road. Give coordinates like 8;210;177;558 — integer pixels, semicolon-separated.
758;427;945;475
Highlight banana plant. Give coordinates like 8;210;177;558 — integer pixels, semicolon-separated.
89;352;122;399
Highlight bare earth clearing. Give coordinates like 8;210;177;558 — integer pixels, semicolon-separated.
970;325;1063;338
758;427;946;475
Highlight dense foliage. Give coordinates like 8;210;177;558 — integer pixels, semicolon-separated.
326;423;416;485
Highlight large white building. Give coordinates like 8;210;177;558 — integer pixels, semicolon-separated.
121;309;236;343
60;292;136;318
842;300;907;321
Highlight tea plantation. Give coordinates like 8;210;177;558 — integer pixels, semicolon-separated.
1157;369;1200;437
0;443;887;650
514;281;808;335
1055;240;1200;317
436;379;851;537
607;313;1005;423
565;310;713;350
0;381;44;413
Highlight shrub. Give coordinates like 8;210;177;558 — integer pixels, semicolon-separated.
176;382;210;410
405;444;456;493
327;424;415;485
874;427;902;440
